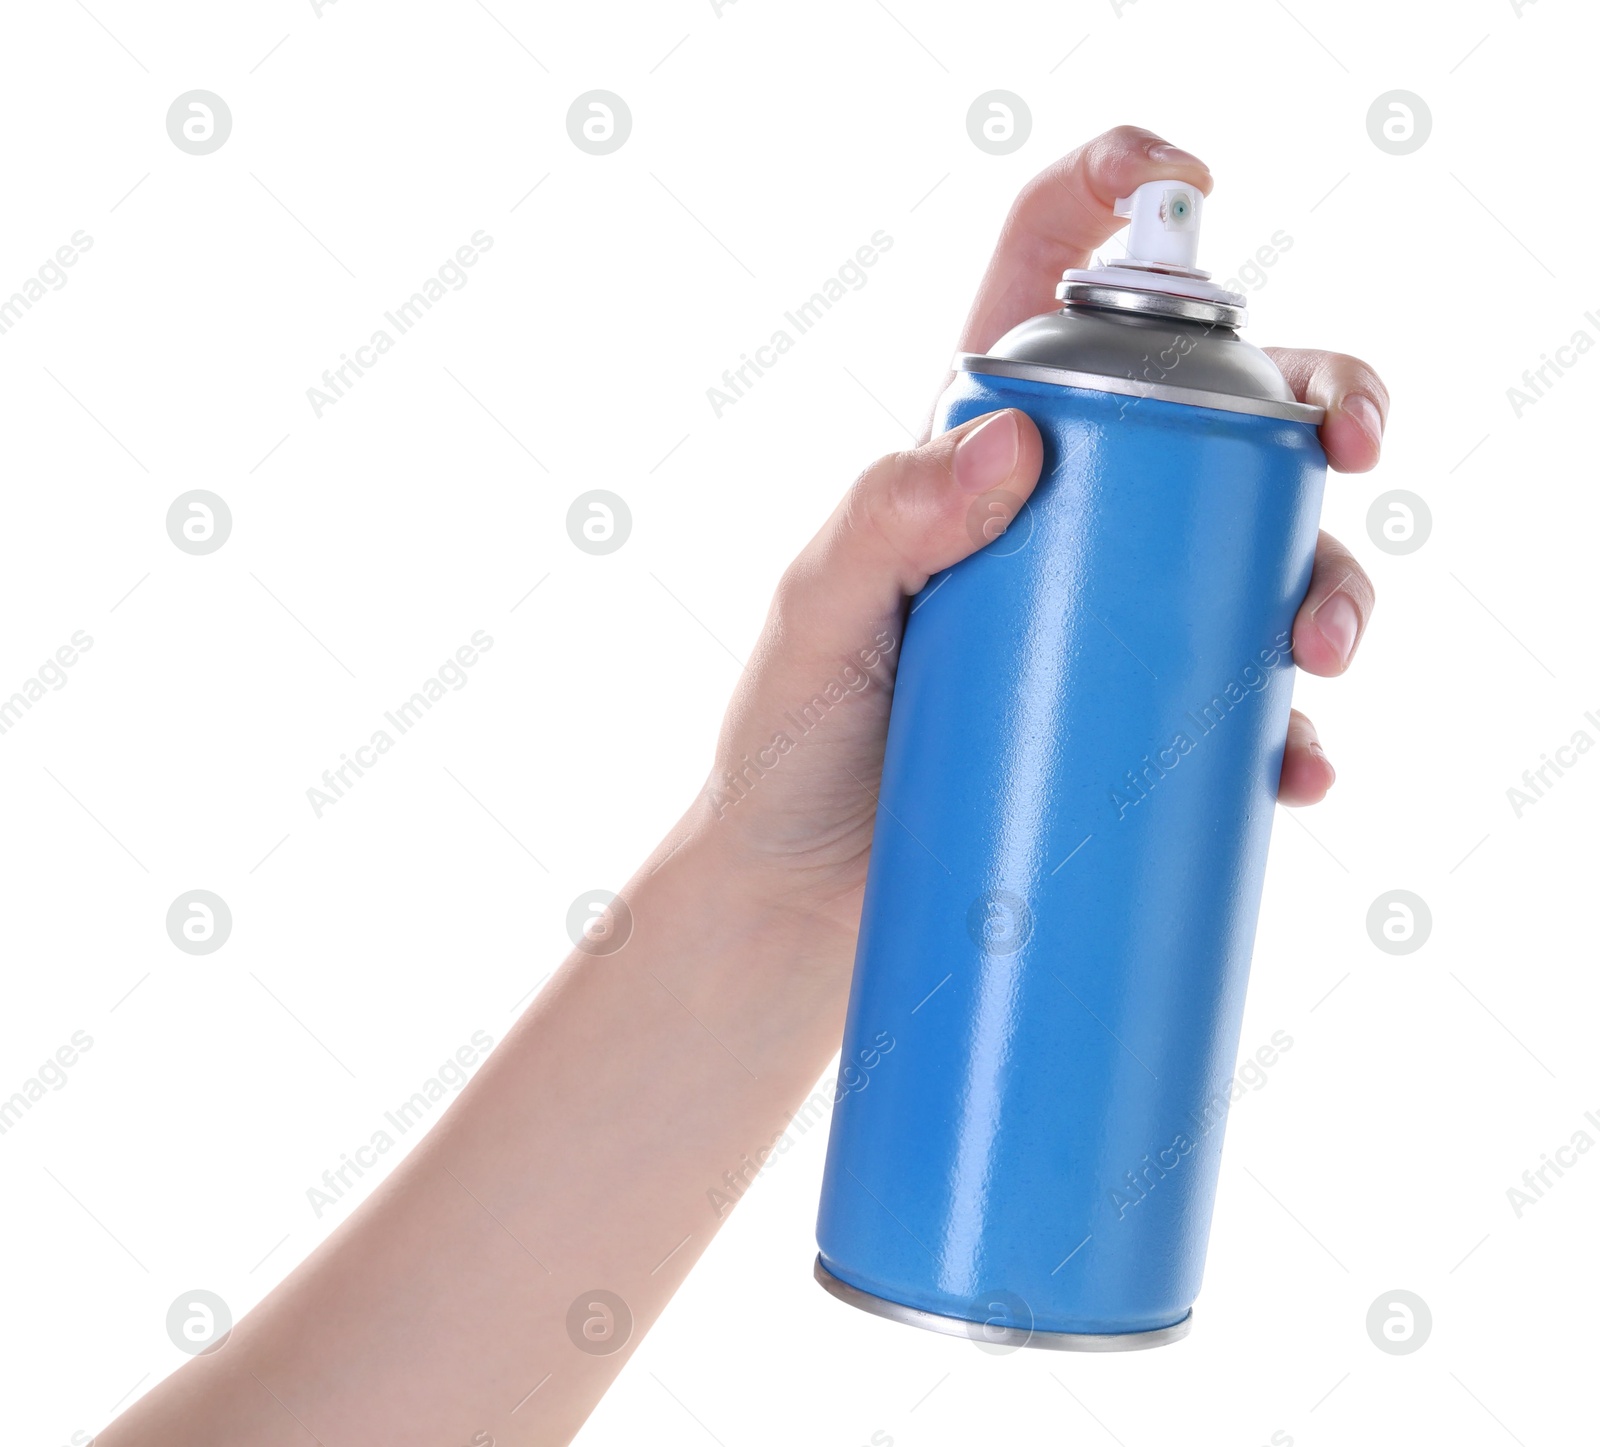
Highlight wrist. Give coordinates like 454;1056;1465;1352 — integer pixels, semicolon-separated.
607;808;861;1070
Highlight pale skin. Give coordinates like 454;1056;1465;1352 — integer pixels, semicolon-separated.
97;127;1385;1446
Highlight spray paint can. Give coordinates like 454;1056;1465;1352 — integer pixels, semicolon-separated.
814;180;1327;1349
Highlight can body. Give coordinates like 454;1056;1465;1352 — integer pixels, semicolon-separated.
815;365;1326;1339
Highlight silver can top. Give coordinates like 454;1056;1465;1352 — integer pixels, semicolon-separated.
957;179;1324;426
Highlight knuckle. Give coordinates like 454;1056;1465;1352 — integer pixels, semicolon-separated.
1104;122;1156;145
1328;351;1391;409
850;447;934;530
840;446;949;579
771;553;823;637
1349;564;1378;617
844;450;908;536
1314;534;1377;618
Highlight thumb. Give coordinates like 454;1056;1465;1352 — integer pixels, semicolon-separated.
777;408;1045;654
706;408;1044;844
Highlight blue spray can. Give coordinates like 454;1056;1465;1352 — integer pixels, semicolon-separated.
815;181;1327;1349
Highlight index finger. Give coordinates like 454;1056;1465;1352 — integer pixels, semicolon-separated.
1263;348;1390;473
953;125;1214;359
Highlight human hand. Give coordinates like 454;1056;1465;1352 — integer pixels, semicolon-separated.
89;127;1389;1447
692;125;1383;943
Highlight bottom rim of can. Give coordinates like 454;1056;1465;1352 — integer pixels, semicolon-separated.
813;1255;1192;1353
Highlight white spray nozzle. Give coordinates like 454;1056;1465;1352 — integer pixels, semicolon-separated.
1113;179;1204;271
1059;177;1245;318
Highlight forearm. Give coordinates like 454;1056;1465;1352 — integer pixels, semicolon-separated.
98;814;856;1447
76;122;1381;1447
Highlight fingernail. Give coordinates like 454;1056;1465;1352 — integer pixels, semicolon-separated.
1147;139;1207;170
1313;592;1360;667
1341;393;1383;447
1308;738;1336;784
952;411;1019;494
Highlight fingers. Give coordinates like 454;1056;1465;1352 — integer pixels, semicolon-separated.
710;411;1043;850
768;407;1355;822
955;126;1213;360
1293;529;1376;677
1264;353;1384;802
1278;708;1335;806
834;407;1044;599
1263;348;1389;473
1282;529;1376;805
774;409;1044;658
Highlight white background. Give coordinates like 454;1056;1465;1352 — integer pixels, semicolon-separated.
1;1;1594;1444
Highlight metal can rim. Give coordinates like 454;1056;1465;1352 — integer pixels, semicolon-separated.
955;353;1326;426
814;1255;1194;1352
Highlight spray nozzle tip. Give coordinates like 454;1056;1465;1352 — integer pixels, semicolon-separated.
1113;178;1205;270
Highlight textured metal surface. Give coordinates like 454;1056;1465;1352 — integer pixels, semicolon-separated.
814;1256;1193;1352
975;303;1320;419
1054;278;1247;330
815;355;1327;1339
957;354;1323;423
